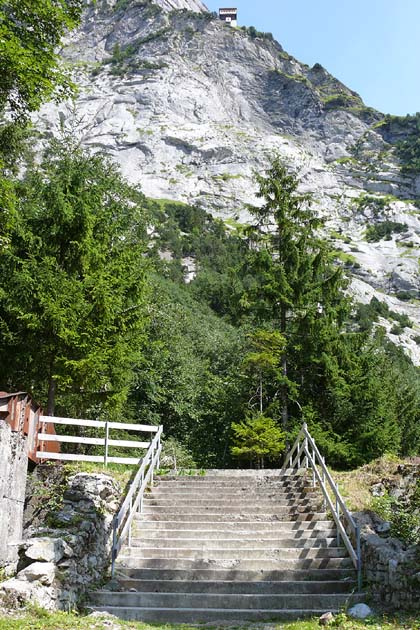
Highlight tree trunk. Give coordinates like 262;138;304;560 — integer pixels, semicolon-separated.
280;305;288;430
259;372;263;414
47;376;56;416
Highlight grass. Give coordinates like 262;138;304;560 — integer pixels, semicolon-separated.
331;454;403;512
0;609;419;630
63;461;134;489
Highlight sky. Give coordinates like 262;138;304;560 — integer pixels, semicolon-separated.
205;0;420;116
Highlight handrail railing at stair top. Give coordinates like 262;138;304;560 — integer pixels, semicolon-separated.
111;424;163;576
281;422;362;591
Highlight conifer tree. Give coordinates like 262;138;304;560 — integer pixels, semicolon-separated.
0;141;149;417
242;157;348;430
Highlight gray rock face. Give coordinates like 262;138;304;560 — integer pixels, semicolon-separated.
153;0;208;11
36;0;420;360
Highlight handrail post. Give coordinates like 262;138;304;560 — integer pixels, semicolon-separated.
297;441;301;468
303;435;308;468
138;471;144;513
335;482;341;546
356;525;362;591
111;517;117;578
128;496;133;547
321;456;326;511
312;439;316;487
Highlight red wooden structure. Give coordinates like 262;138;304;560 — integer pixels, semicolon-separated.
0;392;59;463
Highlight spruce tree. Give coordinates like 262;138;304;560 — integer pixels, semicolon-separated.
242;157;348;431
0;141;149;417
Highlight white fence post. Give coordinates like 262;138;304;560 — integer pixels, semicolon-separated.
104;421;109;467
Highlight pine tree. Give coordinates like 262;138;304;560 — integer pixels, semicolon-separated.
231;413;285;468
0;140;149;417
242;157;348;430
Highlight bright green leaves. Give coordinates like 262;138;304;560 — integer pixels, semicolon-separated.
231;413;286;468
0;0;83;119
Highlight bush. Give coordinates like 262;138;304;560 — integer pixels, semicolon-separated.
159;437;197;471
366;221;408;242
370;485;420;545
390;324;403;335
231;413;285;468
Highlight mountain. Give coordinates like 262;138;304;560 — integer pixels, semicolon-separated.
37;0;420;362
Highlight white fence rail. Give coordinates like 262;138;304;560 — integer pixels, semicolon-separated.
281;422;362;591
37;416;159;466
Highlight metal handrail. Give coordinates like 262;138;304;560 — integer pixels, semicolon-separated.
111;425;163;576
281;422;362;591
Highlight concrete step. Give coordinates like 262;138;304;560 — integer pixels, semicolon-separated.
112;578;357;594
150;490;318;498
121;547;348;561
143;502;322;511
139;512;328;522
117;557;354;571
89;591;363;611
143;499;321;514
115;567;357;582
155;480;311;488
155;478;310;486
131;527;338;540
134;519;334;531
87;605;352;623
129;537;340;549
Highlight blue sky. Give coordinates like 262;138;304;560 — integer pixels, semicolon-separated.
205;0;419;116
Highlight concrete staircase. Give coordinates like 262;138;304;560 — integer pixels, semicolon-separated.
90;471;363;622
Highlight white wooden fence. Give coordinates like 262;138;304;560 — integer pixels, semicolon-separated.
37;416;160;466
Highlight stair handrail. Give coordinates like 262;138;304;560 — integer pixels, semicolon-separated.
111;424;163;576
281;422;362;591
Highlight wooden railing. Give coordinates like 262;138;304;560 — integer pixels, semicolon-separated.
281;422;362;591
38;416;160;466
111;425;163;576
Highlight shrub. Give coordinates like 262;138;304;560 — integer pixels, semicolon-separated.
231;413;285;468
366;221;408;242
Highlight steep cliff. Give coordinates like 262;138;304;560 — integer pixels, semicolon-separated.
37;0;420;361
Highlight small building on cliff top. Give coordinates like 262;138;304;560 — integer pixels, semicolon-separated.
219;8;237;27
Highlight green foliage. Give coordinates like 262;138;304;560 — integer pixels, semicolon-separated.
239;157;349;436
241;25;274;40
371;484;420;545
322;93;361;110
366;221;408;242
0;0;82;121
130;276;245;467
147;198;248;320
231;413;285;468
0;140;149;418
376;113;420;174
356;297;413;332
159;436;197;470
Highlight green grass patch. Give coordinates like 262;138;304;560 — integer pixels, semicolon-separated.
334;250;360;268
0;610;419;630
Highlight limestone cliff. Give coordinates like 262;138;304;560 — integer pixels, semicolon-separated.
36;0;420;361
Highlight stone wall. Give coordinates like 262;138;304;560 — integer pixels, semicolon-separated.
0;419;28;572
0;471;121;610
355;512;420;610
